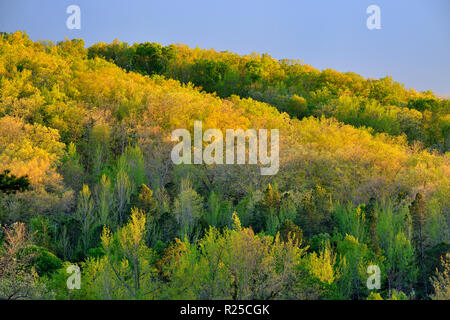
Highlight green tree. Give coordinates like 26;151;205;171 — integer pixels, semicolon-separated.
61;142;84;191
95;174;113;228
286;94;308;118
279;219;303;244
84;208;158;299
75;184;97;255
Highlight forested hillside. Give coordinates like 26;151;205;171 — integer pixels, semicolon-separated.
0;32;448;300
89;39;449;152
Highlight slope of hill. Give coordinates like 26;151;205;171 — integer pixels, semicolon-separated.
0;31;448;300
88;39;450;152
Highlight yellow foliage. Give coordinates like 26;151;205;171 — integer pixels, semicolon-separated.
307;247;336;284
0;116;64;187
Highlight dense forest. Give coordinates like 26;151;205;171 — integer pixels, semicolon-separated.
0;31;448;300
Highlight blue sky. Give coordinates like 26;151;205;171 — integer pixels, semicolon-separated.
1;0;449;95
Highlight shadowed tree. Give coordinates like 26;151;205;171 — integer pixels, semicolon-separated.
0;170;30;194
409;192;429;296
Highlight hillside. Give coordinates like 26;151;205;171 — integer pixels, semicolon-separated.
0;31;448;300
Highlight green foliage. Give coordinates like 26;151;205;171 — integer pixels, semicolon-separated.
333;204;367;242
95;174;113;228
286;94;308;118
26;245;63;276
61;142;84;191
429;253;450;300
203;191;232;229
336;234;373;299
173;178;204;240
279;219;303;244
162;214;307;299
29;215;54;250
82;208;158;299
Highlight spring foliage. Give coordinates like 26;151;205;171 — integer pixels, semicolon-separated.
0;32;448;300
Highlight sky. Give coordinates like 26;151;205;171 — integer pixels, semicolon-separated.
1;0;449;95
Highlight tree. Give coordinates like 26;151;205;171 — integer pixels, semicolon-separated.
137;184;158;214
132;42;173;75
0;32;449;301
305;247;337;285
137;184;161;246
162;213;306;299
0;223;49;299
89;124;111;179
410;193;428;262
61;142;84;191
204;191;222;228
286;94;308;118
173;178;204;240
95;174;113;228
429;253;450;300
334;204;367;242
364;197;379;254
114;169;132;225
336;234;372;299
377;202;417;295
84;208;157;299
117;146;146;195
384;232;417;295
189;59;230;94
0;170;30;194
0;116;65;188
75;184;97;255
279;219;303;244
409;192;429;295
